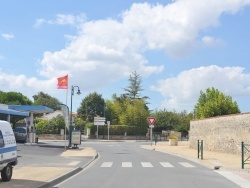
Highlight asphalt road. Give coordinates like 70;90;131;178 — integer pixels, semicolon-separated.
16;141;92;168
54;141;240;188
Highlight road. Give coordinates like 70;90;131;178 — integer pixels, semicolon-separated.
54;141;240;188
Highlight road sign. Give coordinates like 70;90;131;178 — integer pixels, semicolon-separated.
147;117;156;125
94;117;106;126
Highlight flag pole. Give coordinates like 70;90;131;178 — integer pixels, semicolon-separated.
65;75;69;150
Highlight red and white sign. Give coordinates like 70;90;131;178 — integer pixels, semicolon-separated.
147;117;156;125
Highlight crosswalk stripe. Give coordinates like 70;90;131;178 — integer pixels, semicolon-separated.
122;162;132;167
101;162;113;167
179;162;195;167
67;161;81;166
160;162;174;167
100;162;195;168
141;162;153;167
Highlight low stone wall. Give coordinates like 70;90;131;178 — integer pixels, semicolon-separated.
189;113;250;155
38;134;66;140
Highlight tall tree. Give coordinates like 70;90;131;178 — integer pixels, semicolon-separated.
195;87;240;119
77;92;105;122
123;71;149;100
33;92;61;110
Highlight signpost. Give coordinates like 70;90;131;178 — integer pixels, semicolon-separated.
94;117;106;139
107;121;110;140
147;117;156;146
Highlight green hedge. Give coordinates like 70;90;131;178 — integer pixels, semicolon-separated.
89;125;146;135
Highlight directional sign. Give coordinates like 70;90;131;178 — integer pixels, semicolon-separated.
94;117;106;126
147;117;156;125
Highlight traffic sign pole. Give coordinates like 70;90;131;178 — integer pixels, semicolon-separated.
147;117;156;146
150;126;153;146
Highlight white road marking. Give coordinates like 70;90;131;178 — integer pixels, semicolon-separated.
67;161;81;166
101;162;113;167
141;162;153;167
122;162;132;167
160;162;174;167
179;162;195;167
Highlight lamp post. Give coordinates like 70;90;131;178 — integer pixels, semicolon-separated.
69;85;81;147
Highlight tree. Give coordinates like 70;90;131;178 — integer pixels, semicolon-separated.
0;91;32;105
0;91;33;127
123;71;149;100
77;92;105;122
33;92;61;110
151;109;193;137
195;87;240;119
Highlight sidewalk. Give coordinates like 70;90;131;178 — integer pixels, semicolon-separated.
0;147;97;188
141;141;250;185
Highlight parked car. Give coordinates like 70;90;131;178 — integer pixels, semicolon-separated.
14;127;27;143
0;120;18;181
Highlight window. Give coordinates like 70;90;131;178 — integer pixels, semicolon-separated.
0;131;4;148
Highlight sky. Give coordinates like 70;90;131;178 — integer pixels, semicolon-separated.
1;0;250;113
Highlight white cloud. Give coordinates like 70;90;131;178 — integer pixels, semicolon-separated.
1;33;14;40
151;65;250;111
202;36;224;47
1;1;250;107
0;70;56;101
37;1;250;91
34;13;86;28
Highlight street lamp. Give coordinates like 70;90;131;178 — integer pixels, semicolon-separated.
69;85;81;147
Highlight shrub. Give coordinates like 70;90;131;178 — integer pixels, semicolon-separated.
168;134;178;139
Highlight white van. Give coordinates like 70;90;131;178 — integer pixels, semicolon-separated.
0;120;18;181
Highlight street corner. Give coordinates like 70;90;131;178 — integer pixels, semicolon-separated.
0;166;74;188
61;147;97;157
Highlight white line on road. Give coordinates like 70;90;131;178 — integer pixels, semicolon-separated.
179;162;195;168
122;162;132;167
160;162;174;167
141;162;153;167
67;161;81;166
101;162;113;167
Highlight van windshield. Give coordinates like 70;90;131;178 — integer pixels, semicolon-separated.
15;128;26;133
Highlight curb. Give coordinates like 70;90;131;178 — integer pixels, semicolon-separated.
37;150;99;188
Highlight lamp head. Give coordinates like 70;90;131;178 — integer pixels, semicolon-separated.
76;89;81;95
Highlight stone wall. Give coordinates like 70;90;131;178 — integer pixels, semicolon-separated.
189;112;250;155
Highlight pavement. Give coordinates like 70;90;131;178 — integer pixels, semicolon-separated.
0;142;98;188
1;140;250;188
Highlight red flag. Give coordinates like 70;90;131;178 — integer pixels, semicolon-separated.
57;75;68;89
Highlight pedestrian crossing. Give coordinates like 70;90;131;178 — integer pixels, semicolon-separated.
100;161;196;168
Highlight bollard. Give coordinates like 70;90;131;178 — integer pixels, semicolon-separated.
198;140;203;160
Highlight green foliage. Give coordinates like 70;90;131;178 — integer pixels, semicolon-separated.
123;71;149;100
33;92;61;110
195;87;240;119
106;97;149;134
151;109;192;136
84;122;94;135
89;124;141;136
77;92;105;122
0;91;32;105
36;115;65;134
168;134;178;139
74;118;86;133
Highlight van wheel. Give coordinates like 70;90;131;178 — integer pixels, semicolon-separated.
1;164;13;181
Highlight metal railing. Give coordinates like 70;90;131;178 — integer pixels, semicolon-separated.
241;142;250;169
